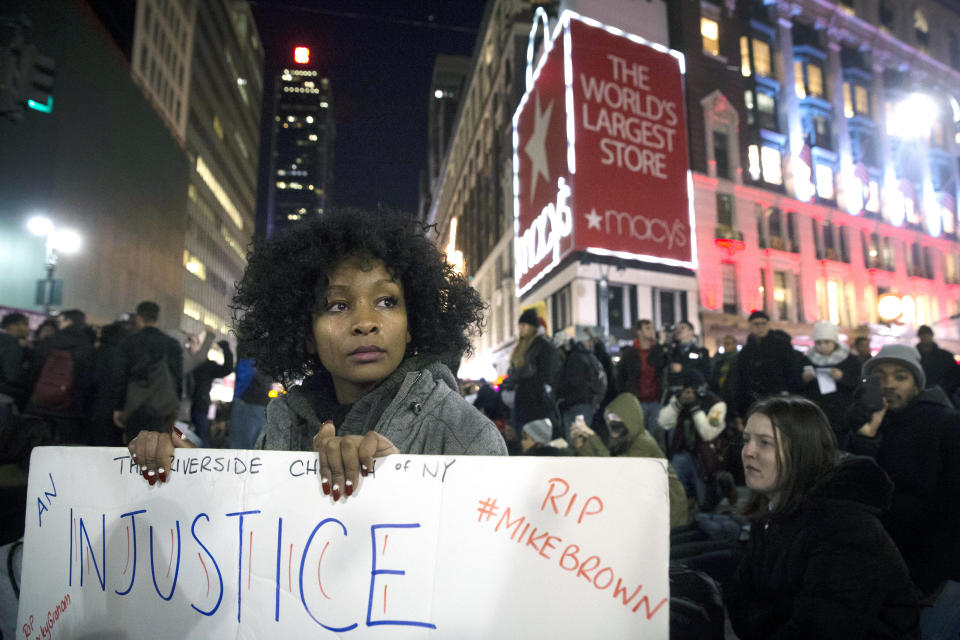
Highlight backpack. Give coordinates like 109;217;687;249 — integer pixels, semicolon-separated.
29;349;76;412
121;356;179;422
586;351;607;408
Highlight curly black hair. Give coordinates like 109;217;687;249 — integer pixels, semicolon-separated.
232;207;485;386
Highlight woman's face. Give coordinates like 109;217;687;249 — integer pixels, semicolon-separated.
310;257;411;404
814;339;836;356
742;413;783;496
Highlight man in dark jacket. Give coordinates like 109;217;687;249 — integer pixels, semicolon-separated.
554;336;604;441
664;321;711;397
847;344;960;637
108;301;183;441
0;312;31;431
617;319;667;451
916;325;959;398
188;339;234;446
734;311;801;420
25;309;96;443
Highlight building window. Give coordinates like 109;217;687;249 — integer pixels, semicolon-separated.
740;36;773;78
950;32;960;71
794;60;825;99
551;284;572;334
713;131;731;180
815;163;835;201
773;271;791;321
722;263;738;315
879;1;896;31
716;193;738;237
701;17;720;57
761;145;783;185
746;89;779;131
946;253;960;284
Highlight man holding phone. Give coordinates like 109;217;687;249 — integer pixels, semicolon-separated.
847;344;960;638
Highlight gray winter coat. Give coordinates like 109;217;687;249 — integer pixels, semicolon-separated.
259;355;507;456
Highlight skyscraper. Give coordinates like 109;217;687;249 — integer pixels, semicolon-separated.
260;46;334;239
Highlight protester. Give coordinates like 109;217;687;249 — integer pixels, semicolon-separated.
571;392;689;528
186;339;234;446
128;207;506;495
664;320;711;397
0;312;31;431
503;308;559;436
734;311;802;420
88;320;132;446
659;370;728;512
708;334;738;401
726;396;920;639
108;301;183;446
916;325;960;398
519;417;573;456
553;334;605;441
616;319;667;451
852;335;872;366
24;309;96;443
847;344;960;638
799;321;860;449
229;342;271;450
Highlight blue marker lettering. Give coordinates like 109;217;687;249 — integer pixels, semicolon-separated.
190;513;224;616
299;518;356;632
115;509;147;596
367;523;435;629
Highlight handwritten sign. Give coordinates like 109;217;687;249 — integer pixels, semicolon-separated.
17;448;669;639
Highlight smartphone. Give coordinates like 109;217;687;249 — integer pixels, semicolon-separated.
858;374;884;412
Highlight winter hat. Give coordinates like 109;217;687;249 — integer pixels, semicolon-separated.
748;310;770;322
519;308;539;327
812;321;839;344
522;418;553;444
679;369;707;391
862;344;926;390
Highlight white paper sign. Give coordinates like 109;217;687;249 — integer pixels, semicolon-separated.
816;367;838;395
16;447;669;639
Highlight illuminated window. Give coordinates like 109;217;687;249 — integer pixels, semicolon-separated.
815;163;835;200
752;40;771;78
914;10;929;49
213;115;224;141
747;144;761;181
760;146;782;185
865;180;880;212
807;65;823;98
794;61;806;99
740;37;751;76
701;17;720;57
756;92;777;130
773;271;791;321
855;86;869;114
183;250;207;281
196;156;244;230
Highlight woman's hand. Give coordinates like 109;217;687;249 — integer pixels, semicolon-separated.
802;370;816;383
829;367;843;380
128;429;196;485
313;421;398;501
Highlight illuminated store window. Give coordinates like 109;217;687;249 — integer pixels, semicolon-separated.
815;163;835;200
760;145;782;185
701;17;720;57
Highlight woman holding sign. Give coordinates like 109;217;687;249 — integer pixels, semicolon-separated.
725;396;919;639
129;207;506;494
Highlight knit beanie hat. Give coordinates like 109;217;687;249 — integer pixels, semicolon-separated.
862;344;926;389
522;418;553;444
812;321;839;343
519;308;539;327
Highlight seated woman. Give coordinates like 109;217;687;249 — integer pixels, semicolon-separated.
725;396;919;639
129;207;507;495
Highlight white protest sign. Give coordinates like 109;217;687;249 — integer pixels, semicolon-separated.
17;447;669;639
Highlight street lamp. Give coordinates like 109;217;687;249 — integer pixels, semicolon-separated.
26;215;82;314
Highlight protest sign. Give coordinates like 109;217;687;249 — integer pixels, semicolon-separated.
17;447;669;639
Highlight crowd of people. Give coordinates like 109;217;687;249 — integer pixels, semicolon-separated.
1;205;959;637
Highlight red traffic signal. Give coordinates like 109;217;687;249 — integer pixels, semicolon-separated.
293;46;310;64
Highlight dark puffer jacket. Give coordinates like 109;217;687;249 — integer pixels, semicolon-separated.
735;329;802;417
726;456;920;639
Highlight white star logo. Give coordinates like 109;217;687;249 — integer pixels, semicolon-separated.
585;208;603;230
523;93;554;203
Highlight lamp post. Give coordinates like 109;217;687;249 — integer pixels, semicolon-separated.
26;215;81;314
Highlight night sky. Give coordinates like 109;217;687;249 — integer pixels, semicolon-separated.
251;1;488;213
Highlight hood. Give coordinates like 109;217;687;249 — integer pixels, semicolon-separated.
604;392;645;441
913;385;955;409
810;455;892;514
805;343;850;367
281;353;457;433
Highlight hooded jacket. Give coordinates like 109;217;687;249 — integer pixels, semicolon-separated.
26;323;96;419
846;387;960;596
726;456;920;639
259;354;507;456
576;393;690;528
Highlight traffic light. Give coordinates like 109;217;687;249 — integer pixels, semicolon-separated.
19;43;54;113
0;39;54;120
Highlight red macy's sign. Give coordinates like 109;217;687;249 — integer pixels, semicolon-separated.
512;11;695;297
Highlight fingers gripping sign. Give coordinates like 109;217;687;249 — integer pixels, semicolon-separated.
127;429;195;485
313;420;399;501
